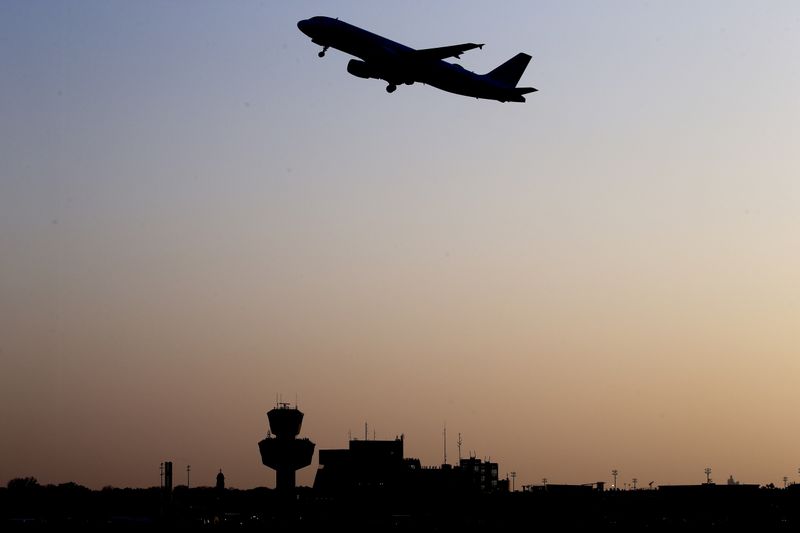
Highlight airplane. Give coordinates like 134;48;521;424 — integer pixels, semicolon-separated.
297;16;537;103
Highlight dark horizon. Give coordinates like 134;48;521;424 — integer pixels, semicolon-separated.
5;473;800;531
5;402;798;492
5;403;799;529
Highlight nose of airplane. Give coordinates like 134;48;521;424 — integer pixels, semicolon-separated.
297;19;310;35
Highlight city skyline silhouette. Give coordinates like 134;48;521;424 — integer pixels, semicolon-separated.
3;404;800;529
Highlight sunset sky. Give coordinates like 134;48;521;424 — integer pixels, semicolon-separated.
2;1;799;490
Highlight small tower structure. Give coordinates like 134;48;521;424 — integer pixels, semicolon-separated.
258;403;315;495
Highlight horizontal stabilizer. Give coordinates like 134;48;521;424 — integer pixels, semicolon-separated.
486;53;532;87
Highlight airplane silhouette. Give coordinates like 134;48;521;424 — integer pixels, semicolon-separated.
297;16;537;103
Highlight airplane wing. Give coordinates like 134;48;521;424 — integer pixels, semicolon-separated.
412;43;484;60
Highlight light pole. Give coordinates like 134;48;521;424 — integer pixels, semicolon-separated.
632;478;638;490
612;469;618;490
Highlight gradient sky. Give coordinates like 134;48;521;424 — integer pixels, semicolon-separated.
2;1;800;490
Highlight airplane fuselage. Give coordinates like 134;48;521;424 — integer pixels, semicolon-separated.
297;16;535;102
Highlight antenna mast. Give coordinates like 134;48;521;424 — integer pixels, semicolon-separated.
457;433;463;462
443;424;447;465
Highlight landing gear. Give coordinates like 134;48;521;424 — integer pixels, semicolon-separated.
386;84;397;93
318;46;329;58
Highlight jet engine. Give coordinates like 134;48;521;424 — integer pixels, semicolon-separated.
346;59;381;79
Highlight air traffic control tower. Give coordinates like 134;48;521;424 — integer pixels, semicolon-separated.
258;403;315;494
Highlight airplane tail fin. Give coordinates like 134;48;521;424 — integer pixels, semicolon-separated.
486;53;532;87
